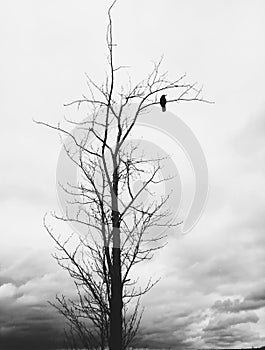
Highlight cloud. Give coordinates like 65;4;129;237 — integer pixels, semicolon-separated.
200;285;265;348
0;280;67;350
204;312;259;332
0;251;76;350
0;283;18;299
202;324;262;348
16;294;40;306
201;294;263;347
213;288;265;314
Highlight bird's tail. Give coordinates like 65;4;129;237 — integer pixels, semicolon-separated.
162;106;166;112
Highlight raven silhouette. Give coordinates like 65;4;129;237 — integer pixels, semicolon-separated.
160;94;167;112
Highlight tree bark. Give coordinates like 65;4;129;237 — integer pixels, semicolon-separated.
109;164;123;350
109;246;123;350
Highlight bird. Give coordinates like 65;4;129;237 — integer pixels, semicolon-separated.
160;94;167;112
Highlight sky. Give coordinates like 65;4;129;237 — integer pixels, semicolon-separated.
1;0;265;349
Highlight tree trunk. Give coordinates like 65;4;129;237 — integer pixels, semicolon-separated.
109;246;123;350
109;161;123;350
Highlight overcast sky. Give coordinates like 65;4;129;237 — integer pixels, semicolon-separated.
1;1;265;349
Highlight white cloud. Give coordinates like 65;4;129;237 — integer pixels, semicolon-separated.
0;283;17;299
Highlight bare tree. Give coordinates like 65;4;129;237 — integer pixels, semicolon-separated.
35;1;210;349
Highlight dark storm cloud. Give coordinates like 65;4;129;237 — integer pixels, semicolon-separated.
0;299;64;350
213;288;265;313
202;325;262;348
0;252;75;350
135;326;193;350
248;289;265;303
134;306;207;349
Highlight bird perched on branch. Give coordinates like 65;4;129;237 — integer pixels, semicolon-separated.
160;94;167;112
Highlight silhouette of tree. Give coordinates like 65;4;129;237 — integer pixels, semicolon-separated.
35;1;210;349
